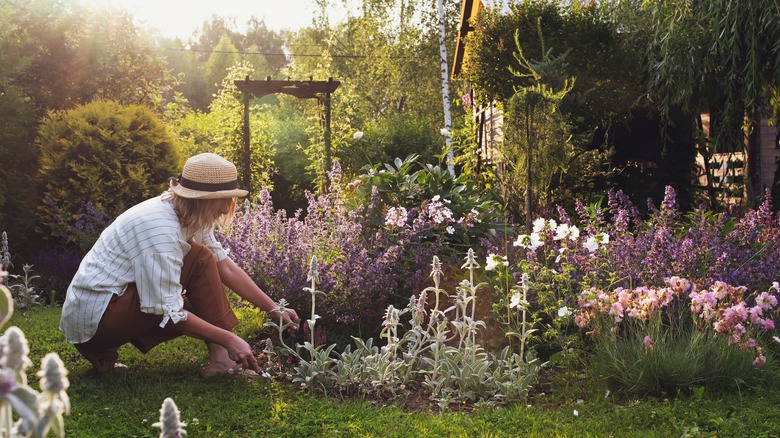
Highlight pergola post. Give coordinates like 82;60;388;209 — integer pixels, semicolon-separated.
234;76;341;194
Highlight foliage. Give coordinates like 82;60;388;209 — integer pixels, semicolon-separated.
9;306;780;436
220;162;404;333
5;0;172;111
36;100;181;246
337;114;441;176
265;252;545;409
7;265;42;311
615;0;780;205
353;152;505;251
480;186;780;394
464;1;645;134
281;0;463;187
205;35;241;97
499;23;575;226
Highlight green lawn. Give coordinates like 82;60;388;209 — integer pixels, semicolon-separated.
13;307;780;437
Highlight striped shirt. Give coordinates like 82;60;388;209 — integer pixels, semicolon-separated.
59;195;228;344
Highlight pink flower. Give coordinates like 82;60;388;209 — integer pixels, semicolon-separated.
608;302;624;323
643;336;654;352
763;319;775;331
753;354;766;367
756;292;778;310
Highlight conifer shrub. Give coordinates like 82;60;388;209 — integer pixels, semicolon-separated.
36;99;181;247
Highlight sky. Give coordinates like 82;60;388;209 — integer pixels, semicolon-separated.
83;0;351;39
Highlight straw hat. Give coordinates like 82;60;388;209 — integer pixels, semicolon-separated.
169;153;248;199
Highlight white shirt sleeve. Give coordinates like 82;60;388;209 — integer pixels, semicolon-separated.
197;229;228;262
134;251;185;326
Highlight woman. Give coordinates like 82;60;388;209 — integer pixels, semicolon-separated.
60;153;298;376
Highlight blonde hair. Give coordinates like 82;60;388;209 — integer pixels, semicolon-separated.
162;190;236;238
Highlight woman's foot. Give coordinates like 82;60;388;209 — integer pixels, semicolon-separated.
96;362;129;374
199;364;258;378
202;342;258;378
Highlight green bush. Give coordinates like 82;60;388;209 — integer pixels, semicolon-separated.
37;99;181;245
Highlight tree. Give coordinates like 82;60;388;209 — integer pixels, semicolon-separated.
7;0;171;111
503;28;574;229
37;100;181;247
283;0;462;180
633;0;780;206
205;35;241;96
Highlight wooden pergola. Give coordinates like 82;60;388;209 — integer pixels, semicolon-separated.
234;76;341;192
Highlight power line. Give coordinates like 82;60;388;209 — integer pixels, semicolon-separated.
163;47;419;60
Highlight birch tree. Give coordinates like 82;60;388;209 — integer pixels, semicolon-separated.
437;0;455;176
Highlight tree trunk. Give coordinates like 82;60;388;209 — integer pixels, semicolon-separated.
436;0;455;177
745;110;761;207
525;102;534;234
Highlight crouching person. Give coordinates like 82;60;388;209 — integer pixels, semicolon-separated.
60;153;298;376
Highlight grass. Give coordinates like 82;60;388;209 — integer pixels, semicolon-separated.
12;306;780;437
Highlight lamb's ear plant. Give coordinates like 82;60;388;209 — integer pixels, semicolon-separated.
152;397;186;438
0;264;69;438
265;251;544;408
8;265;42;311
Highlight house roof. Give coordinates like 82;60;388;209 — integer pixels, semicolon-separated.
451;0;482;80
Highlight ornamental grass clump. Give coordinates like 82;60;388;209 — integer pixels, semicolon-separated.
576;277;780;395
265;251;545;410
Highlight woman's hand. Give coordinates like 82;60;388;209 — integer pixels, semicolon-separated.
269;307;300;334
223;333;260;372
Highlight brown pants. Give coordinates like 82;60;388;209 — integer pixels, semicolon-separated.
74;242;239;371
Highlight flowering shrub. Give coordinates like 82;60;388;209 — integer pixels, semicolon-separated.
220;163;404;332
481;186;780;356
353;154;504;251
221;159;504;336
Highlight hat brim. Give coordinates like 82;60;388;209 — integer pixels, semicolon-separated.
169;180;248;199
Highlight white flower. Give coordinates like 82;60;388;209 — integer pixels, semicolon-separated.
353;131;364;140
1;326;31;373
548;219;558;230
485;254;508;271
532;218;546;233
583;236;599;253
509;292;522;309
573;409;579;417
446;225;455;234
514;233;543;250
554;223;571;241
596;232;610;244
558;307;571;318
384;206;408;228
440;128;450;136
569;225;580;240
528;233;543;250
36;353;70;415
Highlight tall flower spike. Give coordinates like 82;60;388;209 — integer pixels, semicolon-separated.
36;352;70;415
153;397;187;438
461;248;480;270
2;326;31;382
307;255;319;284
